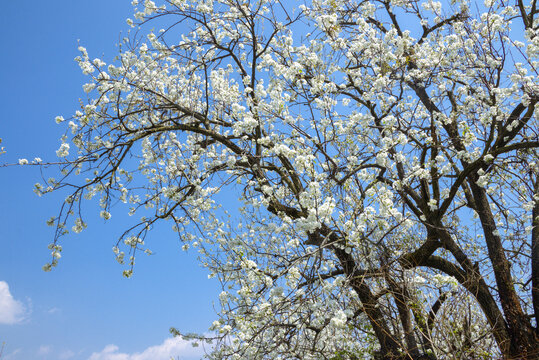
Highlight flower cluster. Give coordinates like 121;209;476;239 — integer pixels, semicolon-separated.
46;0;539;357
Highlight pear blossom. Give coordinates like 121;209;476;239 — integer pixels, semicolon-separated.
42;0;539;358
55;143;69;158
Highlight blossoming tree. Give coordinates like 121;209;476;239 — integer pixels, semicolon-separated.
40;0;539;358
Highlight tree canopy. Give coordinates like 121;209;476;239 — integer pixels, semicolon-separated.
38;0;539;358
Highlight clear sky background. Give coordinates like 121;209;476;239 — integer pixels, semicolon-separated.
0;2;219;359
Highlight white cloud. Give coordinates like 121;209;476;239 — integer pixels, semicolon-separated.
4;349;22;360
38;345;52;355
47;307;61;314
59;350;76;359
0;281;27;324
88;337;208;360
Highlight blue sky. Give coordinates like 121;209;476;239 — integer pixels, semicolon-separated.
0;2;219;359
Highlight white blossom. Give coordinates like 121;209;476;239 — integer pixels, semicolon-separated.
55;143;70;158
41;1;539;357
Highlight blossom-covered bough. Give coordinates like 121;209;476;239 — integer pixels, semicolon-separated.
40;0;539;358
